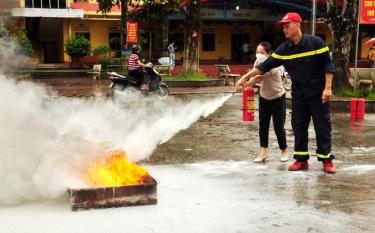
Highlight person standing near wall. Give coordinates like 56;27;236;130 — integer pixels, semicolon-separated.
240;41;251;64
168;41;177;66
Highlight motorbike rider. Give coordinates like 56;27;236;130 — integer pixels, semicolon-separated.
128;45;150;91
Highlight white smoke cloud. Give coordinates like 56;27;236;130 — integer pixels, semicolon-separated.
0;32;28;70
0;39;231;205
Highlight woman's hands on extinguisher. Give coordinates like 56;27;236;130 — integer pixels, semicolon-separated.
235;68;263;92
235;77;246;91
235;76;260;92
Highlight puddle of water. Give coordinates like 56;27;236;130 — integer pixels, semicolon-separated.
341;165;375;173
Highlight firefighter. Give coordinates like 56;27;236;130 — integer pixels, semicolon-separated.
235;12;336;173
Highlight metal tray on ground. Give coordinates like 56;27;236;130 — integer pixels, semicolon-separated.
67;177;157;211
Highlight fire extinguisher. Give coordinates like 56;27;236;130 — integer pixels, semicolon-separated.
357;98;365;120
350;98;357;119
350;98;366;120
242;87;255;122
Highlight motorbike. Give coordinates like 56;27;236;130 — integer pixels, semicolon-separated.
107;63;169;100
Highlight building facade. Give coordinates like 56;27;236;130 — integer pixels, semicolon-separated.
7;0;371;65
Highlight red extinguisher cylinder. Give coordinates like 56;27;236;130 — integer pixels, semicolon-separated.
357;98;365;120
242;88;255;122
350;98;357;120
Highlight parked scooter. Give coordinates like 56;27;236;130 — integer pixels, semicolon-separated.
107;63;169;100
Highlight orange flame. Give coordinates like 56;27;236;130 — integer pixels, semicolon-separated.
85;150;151;187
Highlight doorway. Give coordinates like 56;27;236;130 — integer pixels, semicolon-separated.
231;33;251;63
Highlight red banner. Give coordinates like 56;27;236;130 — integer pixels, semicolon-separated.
361;0;375;24
127;22;138;43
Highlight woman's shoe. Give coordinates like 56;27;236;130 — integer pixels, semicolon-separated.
280;149;289;162
253;154;268;163
254;148;268;163
280;155;289;162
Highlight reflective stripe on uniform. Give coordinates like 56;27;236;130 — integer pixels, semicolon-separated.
271;46;329;60
294;151;309;156
316;153;331;159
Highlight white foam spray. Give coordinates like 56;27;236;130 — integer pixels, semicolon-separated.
0;40;232;204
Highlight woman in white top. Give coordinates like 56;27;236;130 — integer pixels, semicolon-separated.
244;42;289;163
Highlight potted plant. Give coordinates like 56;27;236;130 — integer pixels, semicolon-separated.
65;36;91;67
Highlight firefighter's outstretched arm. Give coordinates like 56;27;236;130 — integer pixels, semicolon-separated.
235;67;262;91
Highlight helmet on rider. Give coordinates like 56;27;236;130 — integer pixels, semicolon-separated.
131;45;141;53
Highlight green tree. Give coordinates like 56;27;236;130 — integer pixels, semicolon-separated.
131;0;180;57
97;0;130;49
325;0;359;90
97;0;200;72
97;0;179;50
182;0;201;73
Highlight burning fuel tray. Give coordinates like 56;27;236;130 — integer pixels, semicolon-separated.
66;177;157;211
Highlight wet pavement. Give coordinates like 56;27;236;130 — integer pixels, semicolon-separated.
1;92;375;233
147;94;375;232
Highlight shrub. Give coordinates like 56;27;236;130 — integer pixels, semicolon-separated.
65;36;91;58
15;30;33;56
335;86;375;100
93;45;111;58
111;58;124;66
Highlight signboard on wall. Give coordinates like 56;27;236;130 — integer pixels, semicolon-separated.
200;8;224;19
361;0;375;24
200;9;263;20
127;22;138;43
226;9;262;20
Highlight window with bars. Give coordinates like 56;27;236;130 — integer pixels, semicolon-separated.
109;32;121;50
202;33;215;51
25;0;67;9
75;32;90;41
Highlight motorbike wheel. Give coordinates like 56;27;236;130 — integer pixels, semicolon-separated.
156;85;169;100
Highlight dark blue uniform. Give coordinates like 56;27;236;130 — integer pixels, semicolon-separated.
256;34;335;161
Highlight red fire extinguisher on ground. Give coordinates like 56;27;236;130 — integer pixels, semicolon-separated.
350;98;366;120
350;98;357;119
242;87;255;122
357;98;365;120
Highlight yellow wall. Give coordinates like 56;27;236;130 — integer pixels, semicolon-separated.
6;18;25;36
63;19;120;62
170;22;263;61
198;23;262;60
199;24;232;60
